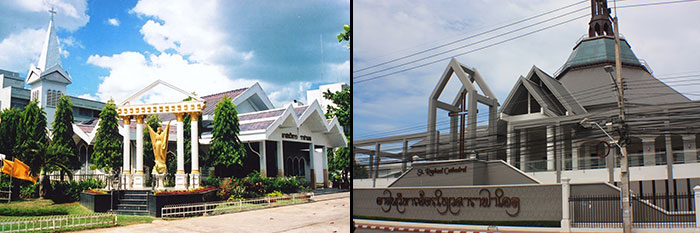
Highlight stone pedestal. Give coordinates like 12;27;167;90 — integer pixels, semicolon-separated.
155;174;166;191
175;173;187;190
190;172;200;189
133;173;145;189
121;173;131;189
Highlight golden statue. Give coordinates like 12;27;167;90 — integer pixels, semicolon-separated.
147;120;172;174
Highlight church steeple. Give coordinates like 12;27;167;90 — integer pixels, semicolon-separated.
26;7;71;85
37;8;61;73
588;0;614;38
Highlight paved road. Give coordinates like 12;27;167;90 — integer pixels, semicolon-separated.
84;192;349;233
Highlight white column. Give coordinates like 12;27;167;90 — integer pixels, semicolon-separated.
322;146;329;188
277;141;284;177
561;177;571;232
547;126;555;171
175;113;186;189
683;134;697;163
133;115;145;189
642;137;656;166
259;141;267;177
506;124;514;165
309;143;316;189
694;186;700;230
190;113;200;188
520;129;528;171
122;116;131;188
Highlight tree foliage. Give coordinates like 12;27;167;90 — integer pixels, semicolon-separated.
17;100;48;176
337;24;350;48
208;96;246;172
91;99;123;173
0;108;23;156
51;95;81;171
323;87;351;183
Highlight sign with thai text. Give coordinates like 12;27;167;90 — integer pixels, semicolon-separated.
281;133;312;141
375;188;520;217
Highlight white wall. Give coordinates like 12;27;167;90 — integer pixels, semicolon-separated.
353;178;397;188
306;83;347;114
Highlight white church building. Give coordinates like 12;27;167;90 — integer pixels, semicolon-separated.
1;11;347;189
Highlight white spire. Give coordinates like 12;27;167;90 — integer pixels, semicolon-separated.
27;7;71;85
37;8;61;72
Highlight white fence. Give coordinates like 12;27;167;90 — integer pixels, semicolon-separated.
0;214;116;232
161;193;314;218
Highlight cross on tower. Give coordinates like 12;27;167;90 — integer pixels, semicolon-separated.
49;7;57;21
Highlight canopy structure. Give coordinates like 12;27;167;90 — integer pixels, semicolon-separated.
117;80;205;190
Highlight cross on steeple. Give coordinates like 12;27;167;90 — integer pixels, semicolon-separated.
48;7;57;21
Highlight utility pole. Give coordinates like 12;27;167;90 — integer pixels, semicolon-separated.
611;0;633;231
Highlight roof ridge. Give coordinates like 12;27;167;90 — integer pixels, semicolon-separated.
201;87;249;98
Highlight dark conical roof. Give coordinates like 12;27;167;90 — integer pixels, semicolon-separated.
556;36;643;77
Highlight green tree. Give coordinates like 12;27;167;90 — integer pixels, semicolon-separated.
51;96;81;175
208;96;246;176
337;24;350;48
323;87;351;184
0;108;23;156
91;99;123;174
143;115;162;173
16;100;75;197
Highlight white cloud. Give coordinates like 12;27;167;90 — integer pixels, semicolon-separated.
0;28;44;73
75;93;97;101
327;60;350;83
132;0;253;66
87;51;260;103
107;18;119;26
265;81;312;108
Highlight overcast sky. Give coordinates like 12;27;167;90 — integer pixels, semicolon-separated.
0;0;349;107
353;0;700;145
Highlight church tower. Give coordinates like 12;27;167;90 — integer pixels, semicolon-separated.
26;8;72;127
588;0;614;37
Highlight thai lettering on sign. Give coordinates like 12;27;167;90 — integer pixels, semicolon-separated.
375;188;520;217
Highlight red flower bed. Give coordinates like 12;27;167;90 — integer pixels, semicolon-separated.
155;186;217;195
83;189;107;194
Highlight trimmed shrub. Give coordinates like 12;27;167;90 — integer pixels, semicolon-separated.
46;179;104;203
216;172;307;200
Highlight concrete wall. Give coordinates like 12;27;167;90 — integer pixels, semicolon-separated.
354;178;396;188
353;184;562;222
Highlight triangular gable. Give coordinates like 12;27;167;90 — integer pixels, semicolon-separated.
296;100;328;133
233;82;275;110
325;117;348;147
527;66;586;115
119;80;204;106
263;105;299;138
500;77;559;117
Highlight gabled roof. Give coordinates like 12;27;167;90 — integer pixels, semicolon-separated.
201;87;248;116
500;66;586;117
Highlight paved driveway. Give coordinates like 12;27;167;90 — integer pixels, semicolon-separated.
84;192;349;233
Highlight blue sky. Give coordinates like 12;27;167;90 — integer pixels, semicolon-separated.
353;0;700;147
0;0;349;106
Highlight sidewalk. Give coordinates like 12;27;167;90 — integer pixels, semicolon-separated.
82;191;350;233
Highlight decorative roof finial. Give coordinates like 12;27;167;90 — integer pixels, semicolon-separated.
588;0;614;38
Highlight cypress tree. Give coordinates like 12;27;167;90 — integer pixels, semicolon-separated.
208;96;245;176
92;99;123;174
51;95;81;172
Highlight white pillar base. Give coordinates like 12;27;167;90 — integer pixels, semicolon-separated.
190;172;200;189
122;173;131;189
155;174;166;191
132;173;145;189
175;173;187;190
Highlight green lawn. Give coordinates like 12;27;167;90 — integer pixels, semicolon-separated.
0;199;155;231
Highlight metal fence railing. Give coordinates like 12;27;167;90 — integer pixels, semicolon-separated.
570;193;695;229
47;174;109;184
161;193;314;218
0;214;117;232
